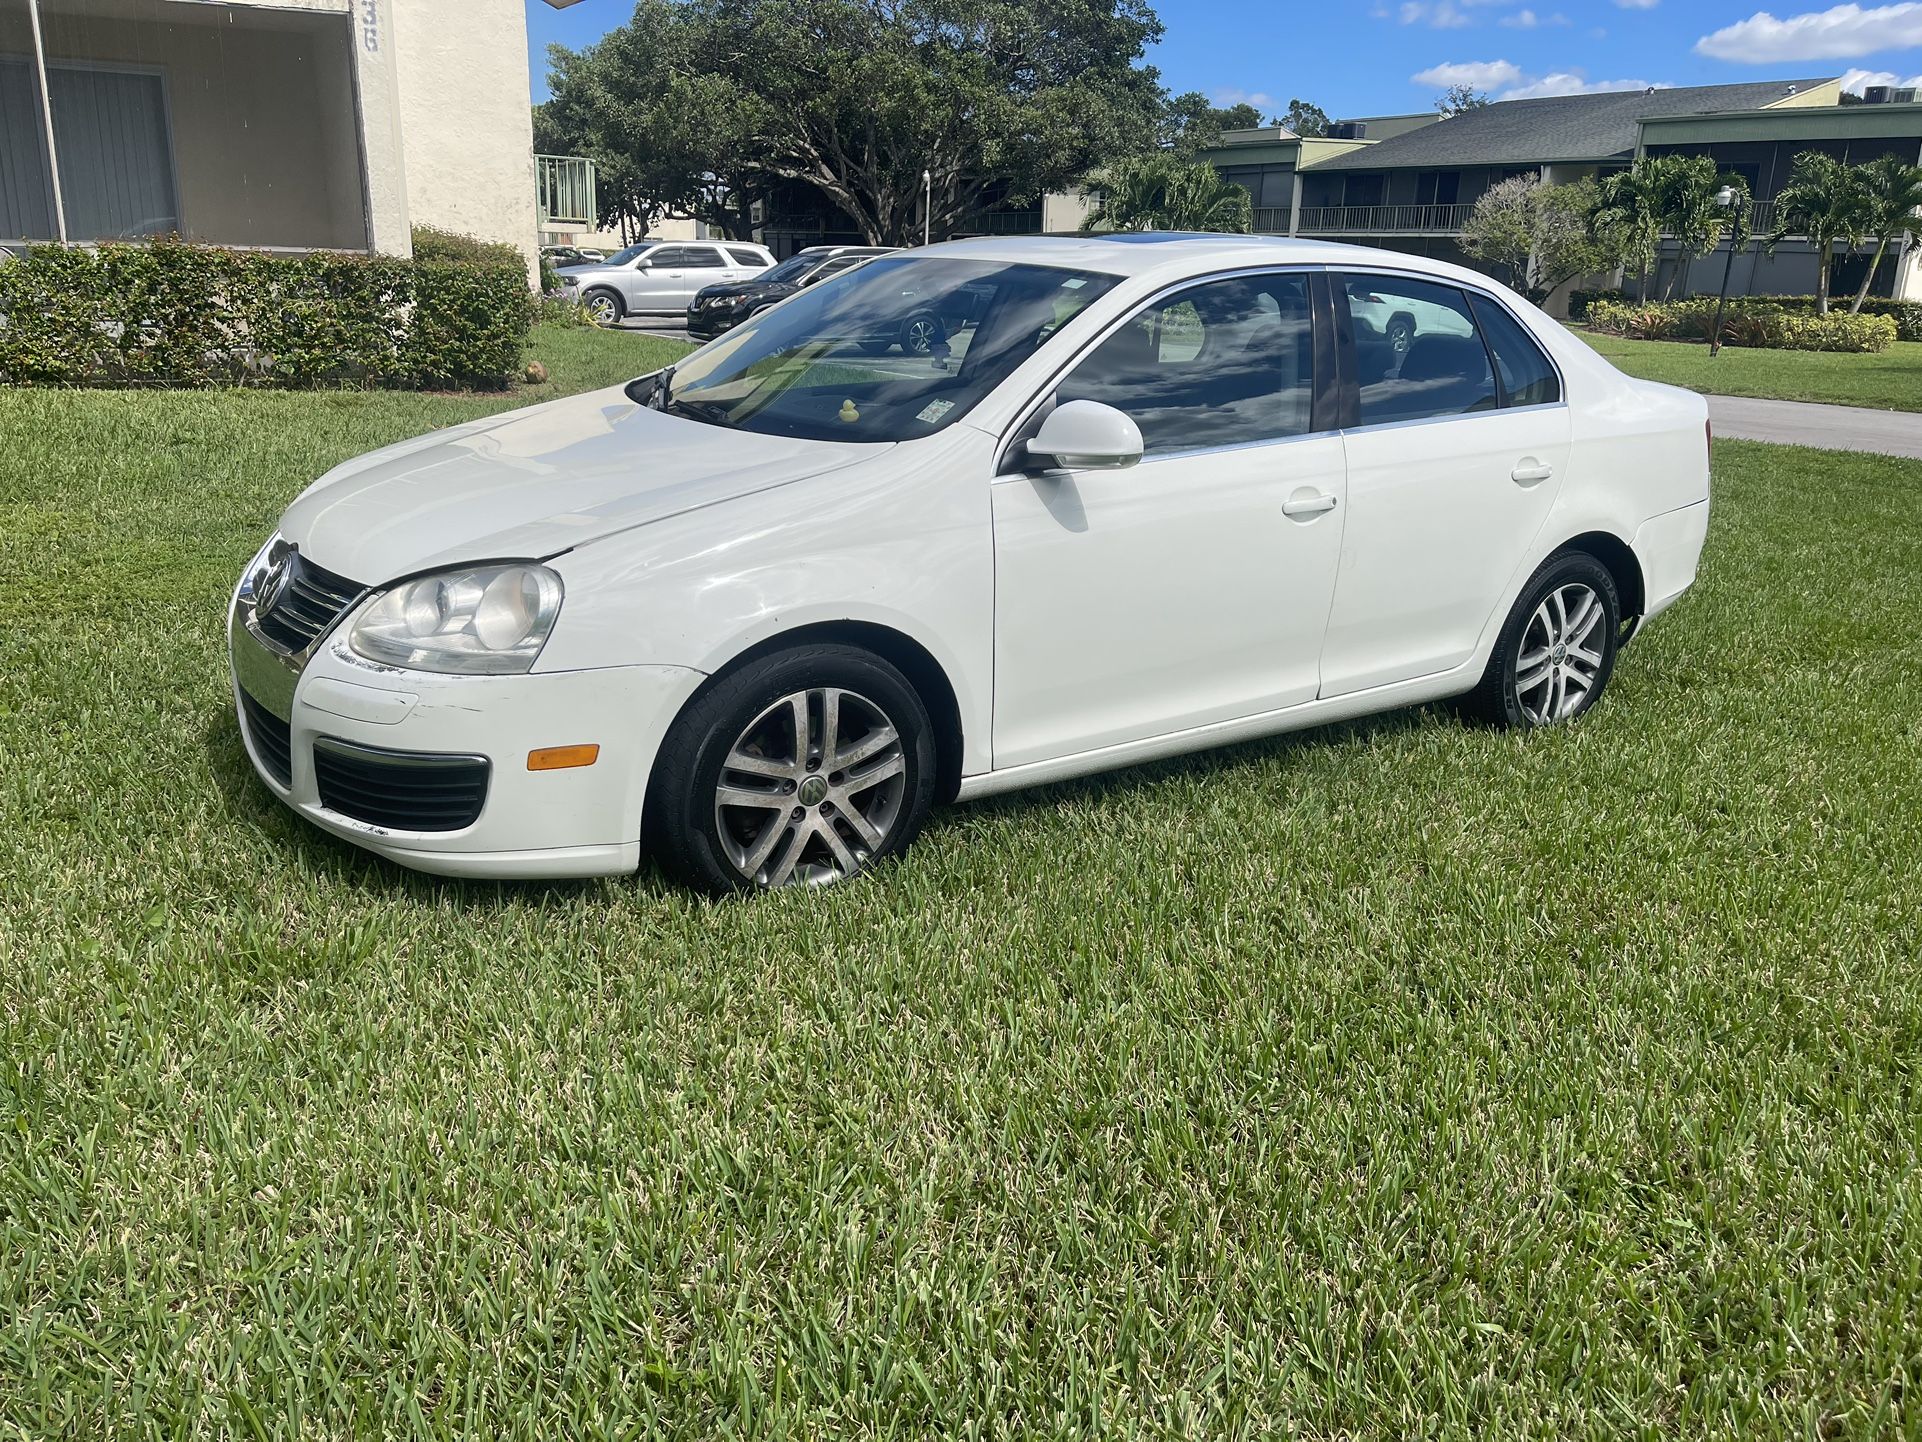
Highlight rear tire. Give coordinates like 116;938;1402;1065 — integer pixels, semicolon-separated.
644;645;937;894
1464;552;1621;729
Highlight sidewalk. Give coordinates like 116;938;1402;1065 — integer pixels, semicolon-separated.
1707;395;1922;460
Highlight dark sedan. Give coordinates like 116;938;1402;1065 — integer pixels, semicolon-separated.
686;246;894;341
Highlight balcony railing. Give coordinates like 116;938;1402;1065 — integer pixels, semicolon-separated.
1293;204;1475;234
536;155;597;229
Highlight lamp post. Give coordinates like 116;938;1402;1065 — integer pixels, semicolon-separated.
922;169;932;248
1709;184;1739;358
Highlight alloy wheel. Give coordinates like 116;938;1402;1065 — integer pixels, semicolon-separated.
1514;582;1606;724
586;294;620;326
902;316;940;354
713;687;907;887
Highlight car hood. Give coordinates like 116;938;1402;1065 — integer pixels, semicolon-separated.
280;384;883;584
697;280;794;303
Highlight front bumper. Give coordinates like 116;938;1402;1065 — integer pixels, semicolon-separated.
684;307;744;341
229;593;704;879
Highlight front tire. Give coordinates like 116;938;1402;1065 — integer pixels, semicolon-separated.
1465;552;1621;728
583;288;624;327
644;645;937;894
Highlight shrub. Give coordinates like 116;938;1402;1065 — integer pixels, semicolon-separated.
533;293;593;329
1567;287;1625;321
1752;294;1922;342
0;240;533;390
1585;297;1897;352
409;225;529;272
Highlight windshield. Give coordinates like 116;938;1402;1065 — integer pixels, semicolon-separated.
657;256;1118;443
604;243;660;267
758;253;824;286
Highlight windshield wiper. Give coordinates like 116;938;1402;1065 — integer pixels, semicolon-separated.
661;394;731;426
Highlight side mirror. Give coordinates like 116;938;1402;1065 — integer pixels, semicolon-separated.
1023;400;1144;472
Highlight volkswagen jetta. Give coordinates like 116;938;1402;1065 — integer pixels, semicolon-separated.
230;235;1710;891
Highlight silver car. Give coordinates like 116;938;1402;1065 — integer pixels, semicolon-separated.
558;240;775;324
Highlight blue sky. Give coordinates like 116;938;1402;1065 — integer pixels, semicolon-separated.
526;1;1922;114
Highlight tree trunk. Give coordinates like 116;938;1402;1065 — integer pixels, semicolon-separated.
1851;237;1889;313
1816;242;1831;314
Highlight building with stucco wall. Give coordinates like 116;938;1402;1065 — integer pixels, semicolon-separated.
2;0;569;280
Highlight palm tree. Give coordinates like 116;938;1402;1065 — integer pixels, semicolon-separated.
1590;162;1667;301
1769;151;1869;314
1081;155;1253;234
1846;153;1922;313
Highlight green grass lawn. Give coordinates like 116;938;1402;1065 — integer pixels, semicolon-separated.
1578;329;1922;413
5;327;1922;1437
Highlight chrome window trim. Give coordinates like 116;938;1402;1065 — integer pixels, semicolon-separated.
995;263;1330;472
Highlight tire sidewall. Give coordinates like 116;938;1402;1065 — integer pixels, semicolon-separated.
1491;553;1621;729
649;646;937;894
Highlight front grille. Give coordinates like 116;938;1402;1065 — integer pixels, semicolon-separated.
238;689;293;787
255;551;364;653
313;738;490;833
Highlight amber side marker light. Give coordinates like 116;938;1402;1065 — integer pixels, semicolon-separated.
527;744;600;771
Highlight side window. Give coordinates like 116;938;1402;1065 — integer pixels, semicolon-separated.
682;246;725;268
726;247;766;267
1056;273;1314;456
810;257;863;283
646;247;686;267
1341;274;1495;426
1469;293;1561;407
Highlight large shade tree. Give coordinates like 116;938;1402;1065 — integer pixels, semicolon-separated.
550;0;1167;248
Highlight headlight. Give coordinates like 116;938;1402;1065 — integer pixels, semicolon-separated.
348;563;563;675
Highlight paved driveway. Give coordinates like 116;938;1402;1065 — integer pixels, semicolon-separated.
1707;395;1922;461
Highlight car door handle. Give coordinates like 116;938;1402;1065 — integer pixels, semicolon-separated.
1511;460;1554;484
1281;492;1339;517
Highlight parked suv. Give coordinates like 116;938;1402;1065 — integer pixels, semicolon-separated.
686;246;895;341
559;241;776;324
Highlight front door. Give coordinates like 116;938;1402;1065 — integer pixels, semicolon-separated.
991;271;1347;770
1319;272;1572;697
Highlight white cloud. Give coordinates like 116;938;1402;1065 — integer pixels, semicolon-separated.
1615;0;1660;9
1410;59;1660;97
1500;73;1666;98
1500;8;1572;25
1696;3;1922;62
1840;65;1922;91
1400;0;1474;26
1413;59;1527;88
1212;88;1278;111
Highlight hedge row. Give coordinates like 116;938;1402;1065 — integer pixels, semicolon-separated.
0;241;533;389
1586;298;1898;353
1749;293;1922;342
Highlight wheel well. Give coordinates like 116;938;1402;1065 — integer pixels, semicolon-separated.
685;622;965;803
1555;531;1646;619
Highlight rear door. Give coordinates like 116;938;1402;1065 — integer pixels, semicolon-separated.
1318;271;1572;698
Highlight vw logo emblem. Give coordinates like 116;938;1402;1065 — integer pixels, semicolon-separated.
256;552;291;616
798;775;829;807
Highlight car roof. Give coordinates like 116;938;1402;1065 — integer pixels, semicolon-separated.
916;232;1509;292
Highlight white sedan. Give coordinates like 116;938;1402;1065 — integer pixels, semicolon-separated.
229;235;1710;891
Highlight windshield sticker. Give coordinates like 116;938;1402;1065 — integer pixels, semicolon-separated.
916;399;955;424
1061;278;1087;289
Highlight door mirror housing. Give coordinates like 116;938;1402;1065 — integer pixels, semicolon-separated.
1023;400;1144;472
